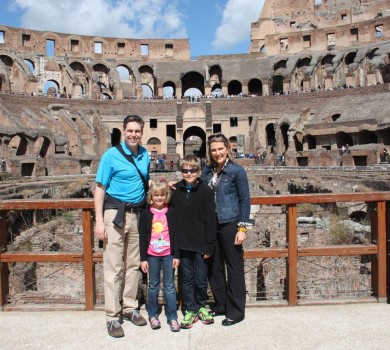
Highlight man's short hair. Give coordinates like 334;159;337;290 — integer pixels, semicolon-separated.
123;115;145;129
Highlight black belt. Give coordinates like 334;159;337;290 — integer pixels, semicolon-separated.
104;194;145;229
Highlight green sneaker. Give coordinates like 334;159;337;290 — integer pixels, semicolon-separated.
180;311;198;329
197;307;215;325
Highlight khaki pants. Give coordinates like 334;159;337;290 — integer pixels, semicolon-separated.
103;209;140;321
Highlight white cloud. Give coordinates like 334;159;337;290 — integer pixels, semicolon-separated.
9;0;187;38
212;0;264;51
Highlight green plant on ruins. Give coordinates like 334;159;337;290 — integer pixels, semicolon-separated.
297;203;323;216
58;209;75;224
329;214;353;245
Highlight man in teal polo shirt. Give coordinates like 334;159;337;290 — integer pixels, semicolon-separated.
94;115;150;338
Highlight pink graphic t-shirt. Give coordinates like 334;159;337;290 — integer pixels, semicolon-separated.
147;205;171;256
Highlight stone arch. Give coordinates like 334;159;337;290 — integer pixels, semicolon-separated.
23;59;34;74
336;132;353;148
92;63;110;98
183;126;206;158
141;84;153;98
44;79;60;96
0;55;13;93
321;54;335;68
0;55;14;67
167;137;176;154
70;61;86;73
345;51;357;65
274;59;287;73
306;134;316;150
380;64;390;83
111;128;121;146
116;65;132;82
367;48;379;61
294;133;303;152
229;136;238;153
181;71;205;97
271;75;284;94
297;57;311;70
101;93;112;100
211;83;223;97
147;137;162;156
227;80;242;95
357;130;377;145
139;65;155;96
93;63;109;74
248;78;262;96
70;61;88;97
34;136;50;158
280;123;290;153
163;81;176;98
9;134;28;156
209;65;222;87
266;123;276;152
349;210;367;223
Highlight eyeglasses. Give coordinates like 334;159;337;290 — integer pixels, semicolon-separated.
208;133;225;141
181;168;199;174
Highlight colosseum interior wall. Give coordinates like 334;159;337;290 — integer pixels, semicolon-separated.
0;1;390;178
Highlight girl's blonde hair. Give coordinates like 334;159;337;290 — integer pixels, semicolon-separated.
146;178;171;204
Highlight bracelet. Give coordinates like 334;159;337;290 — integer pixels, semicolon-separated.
237;227;247;233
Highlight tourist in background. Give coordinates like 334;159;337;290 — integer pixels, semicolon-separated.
202;133;253;326
94;115;150;338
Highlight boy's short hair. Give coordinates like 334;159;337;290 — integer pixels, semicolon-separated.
146;178;171;204
180;155;201;169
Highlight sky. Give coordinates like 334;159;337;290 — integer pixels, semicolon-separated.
0;0;265;57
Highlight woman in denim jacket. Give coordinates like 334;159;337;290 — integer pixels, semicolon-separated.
201;133;252;326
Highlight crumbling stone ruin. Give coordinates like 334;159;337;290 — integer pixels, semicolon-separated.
0;1;390;177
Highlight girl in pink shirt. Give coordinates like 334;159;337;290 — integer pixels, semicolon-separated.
139;179;180;332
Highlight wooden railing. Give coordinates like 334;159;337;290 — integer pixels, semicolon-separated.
0;192;389;310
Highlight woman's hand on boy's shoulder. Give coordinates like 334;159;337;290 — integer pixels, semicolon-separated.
168;181;177;190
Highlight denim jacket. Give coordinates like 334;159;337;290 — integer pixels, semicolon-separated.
201;161;252;224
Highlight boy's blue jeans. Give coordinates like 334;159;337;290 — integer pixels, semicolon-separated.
147;255;178;321
179;249;208;313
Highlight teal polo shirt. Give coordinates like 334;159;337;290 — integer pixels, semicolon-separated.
96;141;150;203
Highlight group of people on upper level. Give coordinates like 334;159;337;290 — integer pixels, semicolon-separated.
94;115;252;338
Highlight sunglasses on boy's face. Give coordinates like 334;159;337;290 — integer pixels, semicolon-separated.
181;168;198;174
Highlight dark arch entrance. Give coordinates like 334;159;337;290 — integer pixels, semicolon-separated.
336;132;353;148
111;128;121;146
183;126;206;158
266;123;276;152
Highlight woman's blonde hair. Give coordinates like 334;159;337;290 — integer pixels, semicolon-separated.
207;133;234;166
146;178;171;204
